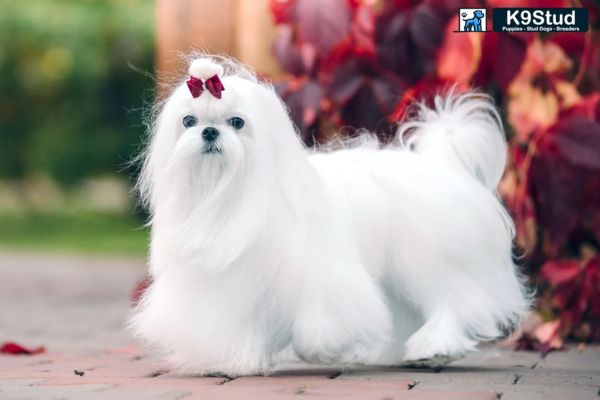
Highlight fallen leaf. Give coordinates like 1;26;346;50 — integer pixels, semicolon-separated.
535;320;563;351
132;276;153;305
1;342;45;355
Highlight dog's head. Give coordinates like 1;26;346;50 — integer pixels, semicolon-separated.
138;56;312;213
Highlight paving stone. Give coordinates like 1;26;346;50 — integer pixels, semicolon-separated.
543;345;600;370
0;382;190;400
501;386;599;400
1;250;599;399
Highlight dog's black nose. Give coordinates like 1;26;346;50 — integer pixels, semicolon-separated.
202;127;219;142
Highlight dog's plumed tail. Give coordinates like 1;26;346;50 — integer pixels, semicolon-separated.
400;92;507;190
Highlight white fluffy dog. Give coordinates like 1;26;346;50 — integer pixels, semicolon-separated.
130;56;529;376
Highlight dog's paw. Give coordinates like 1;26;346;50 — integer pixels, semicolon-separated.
293;330;378;365
403;338;465;363
402;353;464;371
292;312;389;365
402;313;477;365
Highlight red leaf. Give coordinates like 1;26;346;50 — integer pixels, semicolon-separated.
285;79;324;143
423;0;465;18
338;74;400;133
489;0;568;6
528;138;591;252
547;116;600;170
387;0;413;10
1;342;45;355
372;78;398;106
581;0;600;25
375;3;444;83
436;17;482;83
540;260;580;286
328;61;365;104
557;310;579;339
295;0;352;58
593;213;600;245
299;42;318;73
272;25;305;76
583;256;600;317
132;276;153;305
553;282;577;309
559;93;600;122
494;34;528;90
473;32;527;91
270;0;297;24
340;83;385;132
351;5;376;57
549;32;585;58
534;319;563;352
526;96;600;252
409;3;444;57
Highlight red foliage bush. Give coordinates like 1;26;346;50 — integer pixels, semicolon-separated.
270;0;600;348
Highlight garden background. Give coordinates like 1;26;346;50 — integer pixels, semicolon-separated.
0;0;598;352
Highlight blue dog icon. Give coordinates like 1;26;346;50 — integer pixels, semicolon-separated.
463;10;485;31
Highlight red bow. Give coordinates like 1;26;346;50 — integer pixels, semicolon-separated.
186;75;225;99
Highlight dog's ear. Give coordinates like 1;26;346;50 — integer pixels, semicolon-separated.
251;83;325;213
137;87;186;211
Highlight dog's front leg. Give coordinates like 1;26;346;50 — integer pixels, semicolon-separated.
290;261;392;365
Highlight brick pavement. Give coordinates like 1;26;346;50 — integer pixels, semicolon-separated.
0;251;598;399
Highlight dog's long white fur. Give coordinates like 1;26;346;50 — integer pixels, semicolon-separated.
130;56;529;376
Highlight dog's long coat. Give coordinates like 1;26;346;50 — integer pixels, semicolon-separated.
130;57;529;376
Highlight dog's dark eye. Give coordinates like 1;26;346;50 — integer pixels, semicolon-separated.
182;115;197;128
227;117;245;130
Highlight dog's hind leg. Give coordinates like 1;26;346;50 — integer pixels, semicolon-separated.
398;256;527;368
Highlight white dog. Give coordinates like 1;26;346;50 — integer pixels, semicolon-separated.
130;56;529;376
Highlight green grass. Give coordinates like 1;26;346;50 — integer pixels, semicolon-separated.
0;211;148;257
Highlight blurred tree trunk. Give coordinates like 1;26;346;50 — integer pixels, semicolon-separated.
156;0;281;88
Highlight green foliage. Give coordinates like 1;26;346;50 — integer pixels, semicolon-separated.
0;0;154;185
0;211;148;256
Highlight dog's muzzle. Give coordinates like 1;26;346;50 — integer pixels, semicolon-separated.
201;127;222;154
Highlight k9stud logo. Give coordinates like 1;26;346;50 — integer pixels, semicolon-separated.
458;9;487;32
